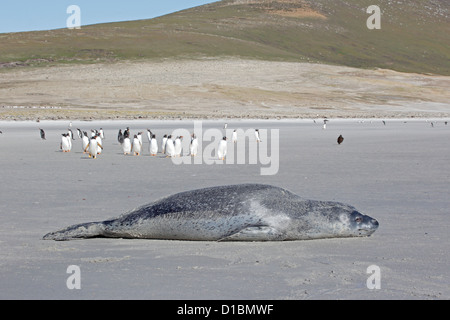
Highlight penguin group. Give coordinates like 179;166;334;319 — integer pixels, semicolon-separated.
45;123;270;162
85;134;103;159
60;133;72;152
118;127;132;155
117;127;145;156
112;124;241;160
312;118;330;130
81;128;104;159
52;125;105;159
165;135;175;157
59;127;75;152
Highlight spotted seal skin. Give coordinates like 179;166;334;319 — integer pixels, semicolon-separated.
43;184;379;241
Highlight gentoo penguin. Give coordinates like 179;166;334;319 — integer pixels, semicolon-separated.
67;128;74;140
165;135;175;157
174;136;183;157
76;128;82;139
95;135;103;155
118;129;124;144
0;130;2;134
60;134;71;152
224;123;228;129
132;134;142;156
99;128;104;139
68;132;73;150
124;127;130;139
255;129;261;142
85;135;103;159
161;134;168;154
40;128;46;140
337;135;344;145
122;136;132;155
82;131;89;153
137;132;143;146
323;119;329;130
218;136;227;160
190;133;198;157
147;129;153;143
232;129;237;143
149;134;158;156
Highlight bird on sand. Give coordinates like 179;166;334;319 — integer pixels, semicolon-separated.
218;136;227;160
40;129;46;140
255;129;261;142
337;135;344;145
190;133;198;156
118;129;124;144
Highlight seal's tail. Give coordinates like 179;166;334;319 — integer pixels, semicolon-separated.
43;222;105;241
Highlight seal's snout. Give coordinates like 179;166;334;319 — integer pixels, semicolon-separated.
371;218;379;228
352;211;379;236
360;216;379;236
366;217;379;232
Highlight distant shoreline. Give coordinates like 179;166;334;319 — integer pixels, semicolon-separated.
1;105;449;122
1;111;449;122
1;115;448;124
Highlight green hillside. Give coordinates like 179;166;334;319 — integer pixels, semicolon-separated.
1;0;449;75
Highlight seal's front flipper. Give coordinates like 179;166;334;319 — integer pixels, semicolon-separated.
218;226;283;242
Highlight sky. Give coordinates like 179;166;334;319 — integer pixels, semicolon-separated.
0;0;218;34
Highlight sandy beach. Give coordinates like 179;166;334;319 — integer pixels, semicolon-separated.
0;118;448;300
1;59;450;121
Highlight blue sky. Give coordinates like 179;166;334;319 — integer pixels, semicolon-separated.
0;0;217;34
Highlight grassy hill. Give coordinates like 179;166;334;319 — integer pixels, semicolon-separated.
0;0;449;75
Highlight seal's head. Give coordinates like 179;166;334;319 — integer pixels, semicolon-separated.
346;210;379;237
299;201;379;239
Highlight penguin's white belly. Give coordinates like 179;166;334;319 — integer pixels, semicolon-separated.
89;143;97;156
61;139;70;151
150;140;158;154
123;139;131;153
133;140;141;153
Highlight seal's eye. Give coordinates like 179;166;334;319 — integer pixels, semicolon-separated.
355;217;362;223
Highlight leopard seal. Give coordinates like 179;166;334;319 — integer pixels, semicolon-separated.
43;184;379;241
